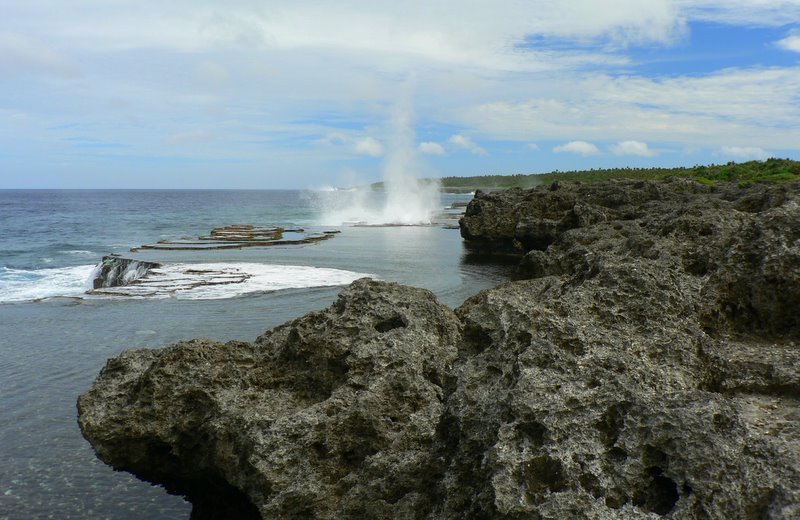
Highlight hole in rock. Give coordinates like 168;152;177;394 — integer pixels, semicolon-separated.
633;467;679;516
523;455;567;504
374;314;407;333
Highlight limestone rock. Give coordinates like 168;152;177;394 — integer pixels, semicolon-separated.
445;178;800;518
78;279;461;519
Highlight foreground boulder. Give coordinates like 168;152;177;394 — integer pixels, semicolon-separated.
78;279;461;519
80;180;800;518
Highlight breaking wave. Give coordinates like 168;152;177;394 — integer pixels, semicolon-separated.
0;263;373;303
0;265;96;302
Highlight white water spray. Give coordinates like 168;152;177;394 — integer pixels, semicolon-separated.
316;102;441;226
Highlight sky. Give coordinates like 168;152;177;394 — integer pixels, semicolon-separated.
1;1;800;189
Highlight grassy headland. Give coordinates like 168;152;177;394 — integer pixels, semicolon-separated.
371;158;800;191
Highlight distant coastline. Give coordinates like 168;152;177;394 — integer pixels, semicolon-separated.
371;158;800;192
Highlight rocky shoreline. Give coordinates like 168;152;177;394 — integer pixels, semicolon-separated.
79;178;800;518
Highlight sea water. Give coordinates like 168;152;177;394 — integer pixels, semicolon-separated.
0;189;512;519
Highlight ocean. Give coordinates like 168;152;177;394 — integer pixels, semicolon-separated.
0;189;512;519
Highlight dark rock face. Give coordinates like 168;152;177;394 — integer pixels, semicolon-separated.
80;180;800;519
92;255;161;289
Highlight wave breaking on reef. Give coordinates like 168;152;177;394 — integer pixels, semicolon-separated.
313;181;441;226
0;262;373;303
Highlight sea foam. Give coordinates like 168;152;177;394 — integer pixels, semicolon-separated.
0;263;373;303
0;265;97;302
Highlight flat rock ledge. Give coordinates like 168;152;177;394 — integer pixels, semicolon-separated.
79;180;800;519
130;224;337;252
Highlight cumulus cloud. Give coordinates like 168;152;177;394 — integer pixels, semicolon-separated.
777;31;800;52
315;133;385;157
461;67;800;149
418;141;446;156
448;134;487;155
610;140;657;156
717;146;770;160
353;136;385;157
554;141;599;156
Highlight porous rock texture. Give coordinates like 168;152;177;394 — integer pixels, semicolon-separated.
78;279;462;519
451;179;800;518
80;179;800;519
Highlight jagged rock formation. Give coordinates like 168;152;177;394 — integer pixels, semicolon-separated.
450;179;800;518
79;180;800;518
92;255;161;289
79;280;462;519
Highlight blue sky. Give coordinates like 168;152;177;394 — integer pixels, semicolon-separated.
1;1;800;188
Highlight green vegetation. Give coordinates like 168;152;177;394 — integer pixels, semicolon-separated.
371;158;800;191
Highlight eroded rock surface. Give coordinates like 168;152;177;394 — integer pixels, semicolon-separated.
79;279;461;519
448;179;800;518
80;180;800;519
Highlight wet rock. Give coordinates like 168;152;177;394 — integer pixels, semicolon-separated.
92;255;161;289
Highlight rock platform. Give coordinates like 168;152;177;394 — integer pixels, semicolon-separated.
131;224;337;252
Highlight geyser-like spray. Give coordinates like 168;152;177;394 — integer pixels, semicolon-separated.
316;101;441;226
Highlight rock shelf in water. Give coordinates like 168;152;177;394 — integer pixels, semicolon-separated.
92;255;162;289
131;224;337;252
79;179;800;518
89;257;251;298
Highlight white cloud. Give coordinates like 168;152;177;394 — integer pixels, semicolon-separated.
717;146;771;160
21;1;794;69
461;67;800;149
676;1;800;26
315;133;385;158
353;136;384;157
418;141;446;156
610;140;657;157
3;0;800;189
449;134;487;155
777;32;800;52
526;143;540;151
554;141;599;156
3;1;687;73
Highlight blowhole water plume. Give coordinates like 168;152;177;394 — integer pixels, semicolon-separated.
314;102;441;226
